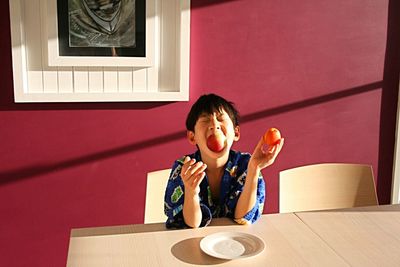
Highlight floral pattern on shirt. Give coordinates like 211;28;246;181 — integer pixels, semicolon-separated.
164;150;265;228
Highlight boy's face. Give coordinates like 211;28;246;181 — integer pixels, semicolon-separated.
187;108;240;158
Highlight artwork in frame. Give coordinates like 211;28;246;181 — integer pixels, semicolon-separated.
45;0;155;67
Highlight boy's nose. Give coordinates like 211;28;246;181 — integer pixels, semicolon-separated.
209;117;221;130
209;125;221;130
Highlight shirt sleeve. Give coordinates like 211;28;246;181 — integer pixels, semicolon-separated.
225;154;266;225
164;158;212;228
233;172;265;225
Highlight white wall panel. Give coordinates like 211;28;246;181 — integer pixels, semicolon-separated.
58;67;73;93
73;67;89;93
40;2;58;93
159;0;177;92
103;68;119;93
133;68;147;92
88;67;104;93
25;0;43;93
118;68;134;92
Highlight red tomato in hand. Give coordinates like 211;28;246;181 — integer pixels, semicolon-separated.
263;128;281;146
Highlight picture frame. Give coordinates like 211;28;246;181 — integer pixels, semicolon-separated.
9;0;190;102
45;0;155;67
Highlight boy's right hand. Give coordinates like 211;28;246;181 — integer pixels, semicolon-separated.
181;156;207;196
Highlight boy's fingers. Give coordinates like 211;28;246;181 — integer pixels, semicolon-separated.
186;161;205;177
188;164;207;187
182;158;196;175
184;156;191;163
193;172;206;187
181;157;207;187
255;137;264;150
268;138;284;154
272;138;284;155
278;138;285;151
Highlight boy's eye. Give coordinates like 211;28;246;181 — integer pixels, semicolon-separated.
198;117;210;123
218;115;229;121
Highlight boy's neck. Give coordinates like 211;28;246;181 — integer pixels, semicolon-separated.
201;153;229;171
201;151;229;200
201;152;229;176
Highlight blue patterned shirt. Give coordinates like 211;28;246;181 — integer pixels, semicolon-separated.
164;150;265;228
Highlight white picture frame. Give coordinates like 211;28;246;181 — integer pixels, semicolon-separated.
9;0;190;102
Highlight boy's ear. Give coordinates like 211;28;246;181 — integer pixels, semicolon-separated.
187;130;197;145
234;126;240;141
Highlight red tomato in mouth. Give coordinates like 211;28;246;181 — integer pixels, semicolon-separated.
207;132;225;152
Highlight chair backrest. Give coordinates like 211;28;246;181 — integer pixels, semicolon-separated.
279;163;378;213
144;169;171;223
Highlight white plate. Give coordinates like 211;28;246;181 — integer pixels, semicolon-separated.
200;232;265;260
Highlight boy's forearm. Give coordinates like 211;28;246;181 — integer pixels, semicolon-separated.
183;193;202;228
234;166;260;219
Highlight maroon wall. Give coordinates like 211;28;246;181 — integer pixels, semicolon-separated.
1;0;399;266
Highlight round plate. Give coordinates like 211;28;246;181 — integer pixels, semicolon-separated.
200;232;265;260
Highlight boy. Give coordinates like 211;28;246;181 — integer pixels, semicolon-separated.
164;94;284;228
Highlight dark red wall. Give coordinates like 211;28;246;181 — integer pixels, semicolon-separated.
1;0;399;266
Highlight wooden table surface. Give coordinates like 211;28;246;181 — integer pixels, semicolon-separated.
295;204;400;266
66;204;400;267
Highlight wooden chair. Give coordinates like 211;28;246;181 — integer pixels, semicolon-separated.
144;169;171;223
279;163;378;213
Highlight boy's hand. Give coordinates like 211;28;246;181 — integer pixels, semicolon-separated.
249;138;284;171
181;156;207;196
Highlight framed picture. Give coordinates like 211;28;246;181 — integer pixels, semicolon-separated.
9;0;190;102
45;0;155;67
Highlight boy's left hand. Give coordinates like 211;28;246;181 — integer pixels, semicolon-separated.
249;137;284;171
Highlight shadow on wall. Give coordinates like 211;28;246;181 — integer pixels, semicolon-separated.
0;81;382;186
190;0;240;9
377;0;400;204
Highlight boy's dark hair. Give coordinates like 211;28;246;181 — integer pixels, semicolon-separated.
186;94;240;131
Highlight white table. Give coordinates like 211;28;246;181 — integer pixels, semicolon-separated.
66;204;400;266
295;204;400;266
